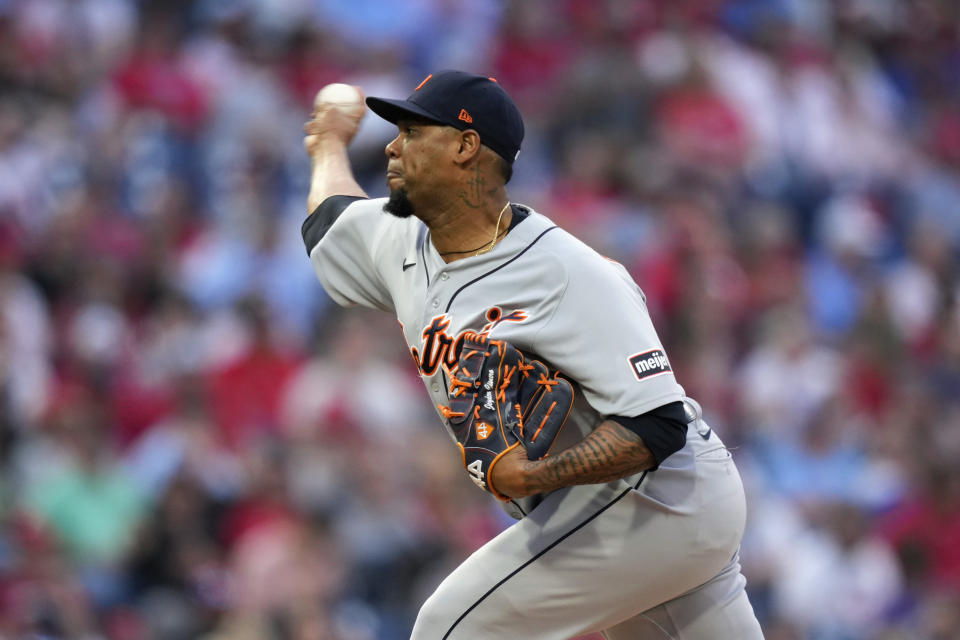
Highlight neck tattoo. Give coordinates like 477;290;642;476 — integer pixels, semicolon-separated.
438;202;510;257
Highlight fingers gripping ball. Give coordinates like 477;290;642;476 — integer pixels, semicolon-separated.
304;83;366;155
314;83;365;119
438;332;525;500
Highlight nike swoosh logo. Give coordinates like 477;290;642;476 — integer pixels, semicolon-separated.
402;259;416;271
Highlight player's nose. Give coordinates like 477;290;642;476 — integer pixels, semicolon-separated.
385;134;401;159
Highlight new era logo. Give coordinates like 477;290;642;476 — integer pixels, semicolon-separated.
458;109;473;123
628;349;672;381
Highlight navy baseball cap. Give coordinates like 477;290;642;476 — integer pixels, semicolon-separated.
366;70;524;163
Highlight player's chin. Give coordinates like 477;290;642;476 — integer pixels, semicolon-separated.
383;187;416;219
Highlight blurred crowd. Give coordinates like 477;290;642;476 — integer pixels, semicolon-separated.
0;0;958;638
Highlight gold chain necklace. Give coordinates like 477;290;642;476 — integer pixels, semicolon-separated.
437;202;510;257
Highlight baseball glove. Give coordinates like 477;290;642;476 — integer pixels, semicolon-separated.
438;332;573;500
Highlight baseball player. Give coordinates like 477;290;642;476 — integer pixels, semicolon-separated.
302;70;764;639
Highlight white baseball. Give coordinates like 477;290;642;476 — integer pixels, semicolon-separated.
314;83;364;117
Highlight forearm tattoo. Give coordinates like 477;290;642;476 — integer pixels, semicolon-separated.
522;420;656;495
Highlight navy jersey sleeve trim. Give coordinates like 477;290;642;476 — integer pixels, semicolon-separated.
301;195;367;255
607;401;687;469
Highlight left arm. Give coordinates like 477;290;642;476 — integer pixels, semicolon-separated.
491;420;656;498
485;246;689;499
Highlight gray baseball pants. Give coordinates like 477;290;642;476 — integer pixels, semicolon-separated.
411;427;764;639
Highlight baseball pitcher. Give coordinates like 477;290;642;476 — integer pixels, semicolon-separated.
302;70;764;639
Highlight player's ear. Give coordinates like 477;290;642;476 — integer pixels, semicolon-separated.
453;129;482;165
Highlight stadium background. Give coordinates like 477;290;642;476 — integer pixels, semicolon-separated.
1;0;959;638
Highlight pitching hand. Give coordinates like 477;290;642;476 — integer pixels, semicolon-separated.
303;86;366;157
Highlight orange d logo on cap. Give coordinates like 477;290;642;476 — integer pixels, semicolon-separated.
414;74;433;91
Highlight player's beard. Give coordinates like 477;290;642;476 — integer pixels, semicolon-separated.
383;188;416;219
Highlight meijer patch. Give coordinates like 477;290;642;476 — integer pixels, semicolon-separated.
629;349;672;380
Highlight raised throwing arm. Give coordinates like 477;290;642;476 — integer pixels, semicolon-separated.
303;86;368;212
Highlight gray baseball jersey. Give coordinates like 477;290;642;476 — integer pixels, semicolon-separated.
305;198;763;639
